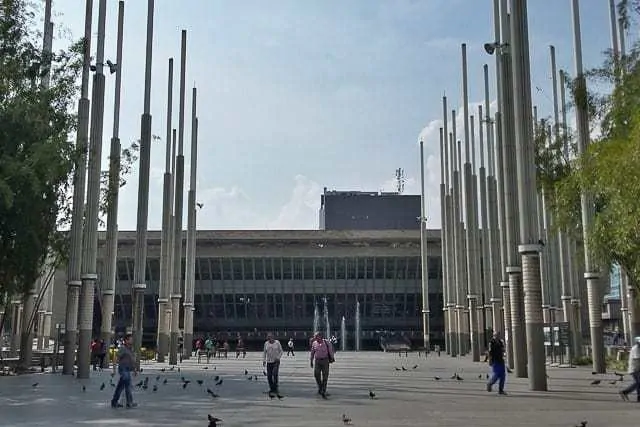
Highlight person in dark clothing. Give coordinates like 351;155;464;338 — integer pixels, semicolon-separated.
486;331;507;395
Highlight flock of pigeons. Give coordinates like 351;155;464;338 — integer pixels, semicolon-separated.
23;359;611;426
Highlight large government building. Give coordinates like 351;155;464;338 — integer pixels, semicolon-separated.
49;229;443;349
46;190;445;349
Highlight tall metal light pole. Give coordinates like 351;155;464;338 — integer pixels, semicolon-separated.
419;139;430;351
183;87;198;359
443;96;457;356
461;44;480;362
132;0;155;368
157;57;174;363
498;2;527;377
77;0;107;380
451;108;466;355
63;0;93;376
438;126;450;354
470;113;483;356
510;0;547;389
570;0;605;373
477;105;491;340
101;1;125;363
170;30;188;365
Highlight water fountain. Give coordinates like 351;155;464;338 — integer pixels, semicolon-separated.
323;297;330;338
313;304;320;334
355;300;361;351
340;316;347;351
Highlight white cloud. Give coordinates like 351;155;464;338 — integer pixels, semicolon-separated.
268;175;322;230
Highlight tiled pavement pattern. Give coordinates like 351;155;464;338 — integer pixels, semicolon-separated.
0;351;636;426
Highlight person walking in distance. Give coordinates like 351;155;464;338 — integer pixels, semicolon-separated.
620;337;640;401
486;331;507;395
287;338;295;356
111;334;137;408
263;333;283;397
310;331;335;399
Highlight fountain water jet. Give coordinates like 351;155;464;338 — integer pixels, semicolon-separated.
323;297;330;338
341;316;347;351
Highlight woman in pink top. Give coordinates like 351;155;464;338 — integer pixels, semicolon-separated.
310;332;334;398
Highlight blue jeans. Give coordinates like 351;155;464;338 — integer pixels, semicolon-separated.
266;360;280;393
111;369;133;406
488;362;506;392
622;372;640;398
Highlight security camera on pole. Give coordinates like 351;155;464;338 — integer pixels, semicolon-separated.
101;1;125;364
570;0;605;374
63;0;93;377
77;0;108;380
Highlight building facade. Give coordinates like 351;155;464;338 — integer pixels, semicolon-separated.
50;229;443;349
319;189;421;231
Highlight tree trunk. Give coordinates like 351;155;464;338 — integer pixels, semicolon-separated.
18;291;36;372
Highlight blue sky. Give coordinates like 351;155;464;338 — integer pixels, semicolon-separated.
50;0;618;230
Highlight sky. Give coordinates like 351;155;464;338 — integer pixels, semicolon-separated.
47;0;621;231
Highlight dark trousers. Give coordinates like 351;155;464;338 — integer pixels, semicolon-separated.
314;358;330;393
111;370;133;406
287;348;295;356
488;362;506;392
622;372;640;399
266;360;280;393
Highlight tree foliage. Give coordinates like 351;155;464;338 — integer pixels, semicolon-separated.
0;0;81;301
537;1;640;287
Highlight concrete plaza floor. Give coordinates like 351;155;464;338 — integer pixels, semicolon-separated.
0;351;636;426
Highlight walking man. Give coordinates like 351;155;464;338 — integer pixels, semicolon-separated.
620;336;640;401
263;332;283;396
287;338;295;356
310;331;334;399
486;331;507;395
111;334;137;408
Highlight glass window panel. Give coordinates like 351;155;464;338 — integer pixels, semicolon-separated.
428;256;441;279
313;259;324;280
116;259;129;281
148;259;160;281
346;258;356;280
281;258;292;280
396;258;407;280
266;295;275;318
284;294;293;318
255;294;266;318
265;259;274;280
336;259;346;280
303;259;314;280
273;259;283;280
221;259;232;281
384;258;395;279
293;259;303;280
356;259;365;279
365;258;374;279
275;295;283;318
374;258;384;279
211;259;222;280
407;257;419;279
254;259;265;280
325;259;335;279
231;259;242;280
236;295;247;318
305;294;315;318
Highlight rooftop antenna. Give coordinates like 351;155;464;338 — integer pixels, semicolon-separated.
395;168;405;194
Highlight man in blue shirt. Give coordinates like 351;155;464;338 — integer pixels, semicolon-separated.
486;331;507;395
111;334;137;408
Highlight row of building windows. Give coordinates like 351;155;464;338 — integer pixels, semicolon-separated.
112;256;442;282
111;293;443;323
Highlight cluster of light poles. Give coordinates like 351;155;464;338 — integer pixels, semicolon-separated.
51;0;202;378
425;0;632;390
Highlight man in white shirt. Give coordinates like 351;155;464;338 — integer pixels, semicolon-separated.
620;336;640;401
263;333;283;396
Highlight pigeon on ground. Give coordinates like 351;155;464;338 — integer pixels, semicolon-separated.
156;375;160;381
152;385;158;392
197;380;204;385
207;388;219;398
161;368;166;372
163;378;168;384
214;375;220;382
100;382;106;390
277;393;284;399
575;422;587;427
342;414;353;425
244;369;248;375
590;379;601;385
203;366;209;370
401;366;407;371
609;380;617;385
207;414;223;427
82;385;86;392
394;367;401;371
412;365;418;370
32;383;39;388
182;382;189;389
478;375;483;379
455;374;463;381
369;389;376;399
215;378;223;386
434;376;441;381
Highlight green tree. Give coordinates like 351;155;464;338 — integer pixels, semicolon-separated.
538;2;640;288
